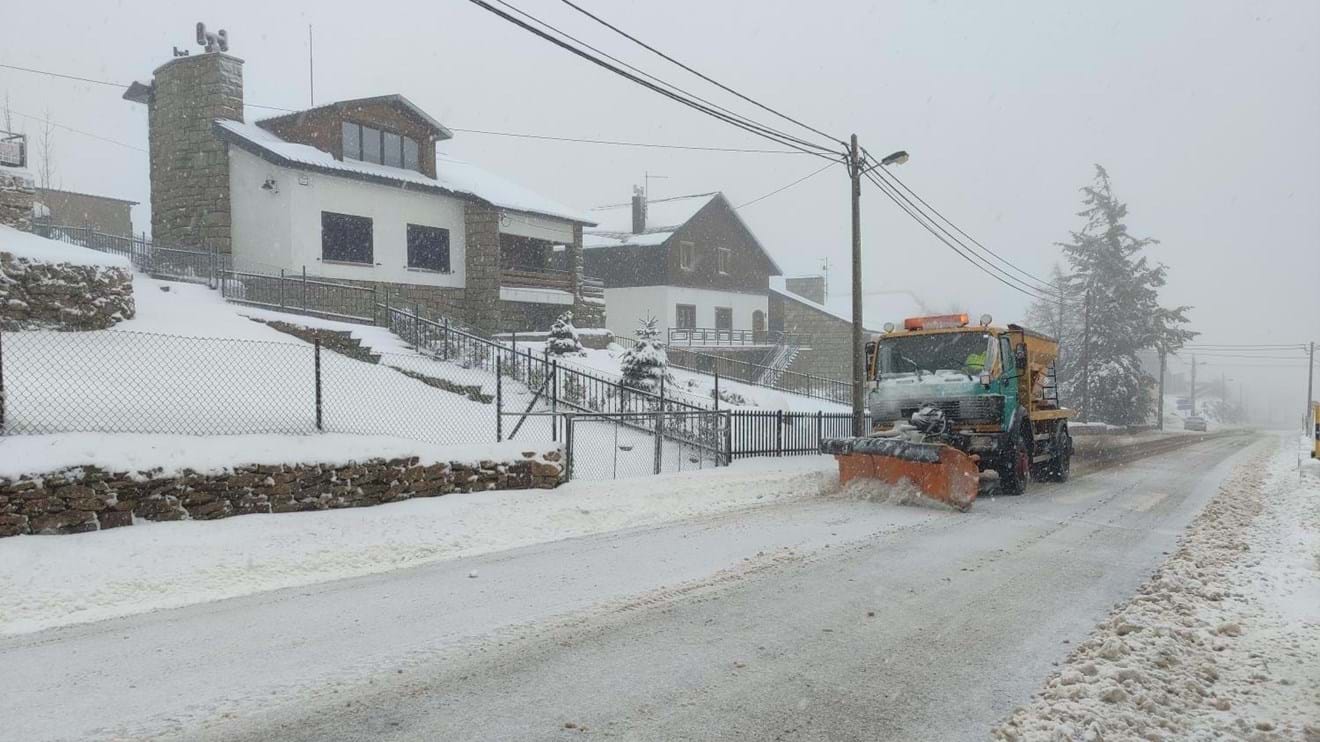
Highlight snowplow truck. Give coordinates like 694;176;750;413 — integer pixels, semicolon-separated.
821;313;1075;510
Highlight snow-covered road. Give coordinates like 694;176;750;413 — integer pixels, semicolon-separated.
0;433;1266;741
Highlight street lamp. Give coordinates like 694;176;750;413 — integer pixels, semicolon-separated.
850;144;910;435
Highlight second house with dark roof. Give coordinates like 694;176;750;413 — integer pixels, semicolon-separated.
583;189;782;346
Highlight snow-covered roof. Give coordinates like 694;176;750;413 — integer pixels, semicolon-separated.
215;120;594;225
0;224;131;268
770;276;931;331
256;94;454;140
582;192;719;249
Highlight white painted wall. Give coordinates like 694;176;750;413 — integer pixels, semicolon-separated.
603;284;768;340
229;147;465;287
500;210;573;243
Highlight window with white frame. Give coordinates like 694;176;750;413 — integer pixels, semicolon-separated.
679;241;694;270
717;247;731;274
676;304;696;329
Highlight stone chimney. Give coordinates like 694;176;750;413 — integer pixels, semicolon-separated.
630;186;646;234
785;275;826;304
129;43;243;253
0;167;35;232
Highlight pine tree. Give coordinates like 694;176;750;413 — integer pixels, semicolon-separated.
546;311;583;356
1056;165;1195;425
620;316;667;392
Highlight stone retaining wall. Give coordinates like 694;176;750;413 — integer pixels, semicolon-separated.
0;252;136;330
0;449;564;538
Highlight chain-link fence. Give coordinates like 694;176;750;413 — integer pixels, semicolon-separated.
0;328;522;445
563;411;729;480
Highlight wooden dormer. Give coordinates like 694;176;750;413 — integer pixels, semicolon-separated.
255;94;452;178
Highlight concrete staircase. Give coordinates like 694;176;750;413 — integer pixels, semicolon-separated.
755;342;802;387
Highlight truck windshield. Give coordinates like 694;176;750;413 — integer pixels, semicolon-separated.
875;333;991;379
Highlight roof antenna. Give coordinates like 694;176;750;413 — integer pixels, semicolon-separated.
308;25;315;107
643;171;668;200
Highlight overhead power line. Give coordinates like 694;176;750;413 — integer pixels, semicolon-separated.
487;0;827;157
0;61;294;112
861;167;1062;301
860;168;1054;302
464;0;842;161
735;162;838;210
6;108;146;153
556;0;842;146
449;127;808;155
863;148;1059;293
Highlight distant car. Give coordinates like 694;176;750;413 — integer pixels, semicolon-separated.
1183;416;1208;432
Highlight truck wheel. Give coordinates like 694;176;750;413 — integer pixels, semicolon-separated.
1040;424;1072;482
999;428;1029;495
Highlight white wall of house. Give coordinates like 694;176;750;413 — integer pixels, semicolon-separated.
229;147;466;287
500;210;574;243
603;284;767;340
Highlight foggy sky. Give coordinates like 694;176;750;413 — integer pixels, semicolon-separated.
4;0;1316;424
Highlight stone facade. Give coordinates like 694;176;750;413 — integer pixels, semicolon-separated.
0;167;35;232
464;203;503;334
784;276;826;304
0;252;135;330
147;53;244;253
0;450;564;538
770;290;864;381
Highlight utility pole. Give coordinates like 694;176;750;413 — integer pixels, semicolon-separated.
1307;341;1315;434
1079;288;1091;422
1157;348;1166;430
849;134;866;436
1190;354;1197;417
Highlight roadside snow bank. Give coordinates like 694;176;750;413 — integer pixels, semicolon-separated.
992;435;1320;741
0;456;835;635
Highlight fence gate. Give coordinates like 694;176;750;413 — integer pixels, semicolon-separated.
563;411;730;481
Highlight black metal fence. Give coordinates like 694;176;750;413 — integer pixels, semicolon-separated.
220;268;381;325
33;225;228;287
727;410;859;459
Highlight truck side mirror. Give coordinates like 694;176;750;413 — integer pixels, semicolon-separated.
864;341;877;377
1015;345;1027;371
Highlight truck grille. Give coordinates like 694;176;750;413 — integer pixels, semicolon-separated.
871;395;1004;424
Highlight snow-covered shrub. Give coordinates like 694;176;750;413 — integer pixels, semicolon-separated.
620;317;667;392
546;311;583;356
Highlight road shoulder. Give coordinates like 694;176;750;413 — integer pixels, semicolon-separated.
993;434;1320;741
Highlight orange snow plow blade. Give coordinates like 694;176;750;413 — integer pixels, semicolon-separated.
821;437;981;511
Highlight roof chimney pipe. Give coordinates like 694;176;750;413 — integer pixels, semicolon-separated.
631;185;646;234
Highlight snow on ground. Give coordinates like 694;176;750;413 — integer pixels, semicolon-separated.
0;433;539;481
555;344;846;412
992;434;1320;741
0;456;836;636
0;223;130;268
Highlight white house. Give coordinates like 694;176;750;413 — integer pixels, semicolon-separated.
123;37;600;334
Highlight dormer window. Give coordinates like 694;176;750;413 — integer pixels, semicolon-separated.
342;120;421;173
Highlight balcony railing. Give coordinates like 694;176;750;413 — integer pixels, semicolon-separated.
668;327;807;347
501;266;573;293
500;265;605;301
